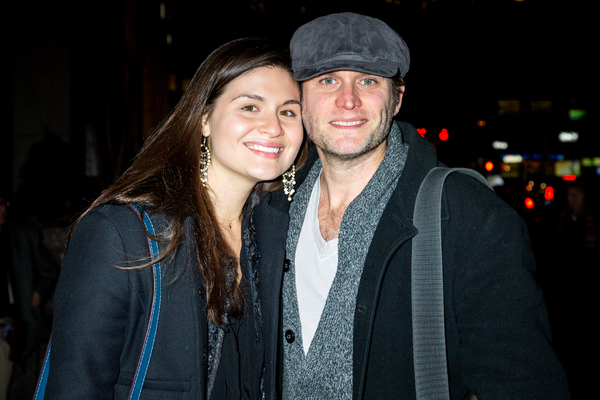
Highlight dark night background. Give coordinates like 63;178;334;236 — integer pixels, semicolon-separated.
1;0;597;398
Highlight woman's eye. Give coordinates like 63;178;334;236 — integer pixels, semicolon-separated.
242;105;258;111
280;110;297;117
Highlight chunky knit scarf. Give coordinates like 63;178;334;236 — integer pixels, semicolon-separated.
282;122;408;399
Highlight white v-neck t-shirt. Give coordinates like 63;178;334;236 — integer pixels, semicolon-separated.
295;175;339;355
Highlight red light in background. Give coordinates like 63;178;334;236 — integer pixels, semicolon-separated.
524;198;535;209
485;161;494;171
544;186;554;201
439;128;449;141
562;175;576;181
417;128;426;137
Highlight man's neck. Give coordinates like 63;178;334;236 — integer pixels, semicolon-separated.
316;143;386;241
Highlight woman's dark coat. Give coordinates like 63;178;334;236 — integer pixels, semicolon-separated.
263;122;570;399
45;202;285;399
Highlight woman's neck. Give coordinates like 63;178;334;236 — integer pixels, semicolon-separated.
206;175;252;222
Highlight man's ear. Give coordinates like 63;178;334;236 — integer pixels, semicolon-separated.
394;85;405;116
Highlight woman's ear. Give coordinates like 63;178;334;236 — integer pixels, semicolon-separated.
201;114;210;138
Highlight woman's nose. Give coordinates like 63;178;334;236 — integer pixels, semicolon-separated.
258;112;284;137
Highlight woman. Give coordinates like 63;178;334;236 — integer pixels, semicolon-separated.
44;38;306;399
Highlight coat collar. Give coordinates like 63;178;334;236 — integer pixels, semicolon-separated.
393;121;445;221
270;121;444;220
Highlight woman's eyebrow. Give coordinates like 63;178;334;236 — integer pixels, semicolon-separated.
231;94;300;107
231;93;265;102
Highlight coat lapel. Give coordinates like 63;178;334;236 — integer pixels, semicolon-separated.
353;122;443;397
353;187;417;397
253;196;290;400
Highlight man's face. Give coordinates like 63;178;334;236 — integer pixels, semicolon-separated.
301;70;403;163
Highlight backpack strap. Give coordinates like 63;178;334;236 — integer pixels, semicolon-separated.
411;167;490;400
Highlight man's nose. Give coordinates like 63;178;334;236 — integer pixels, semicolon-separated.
335;83;362;110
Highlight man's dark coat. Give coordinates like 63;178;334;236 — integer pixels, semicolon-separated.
261;122;570;399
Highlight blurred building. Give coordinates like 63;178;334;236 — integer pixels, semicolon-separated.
3;1;595;210
1;0;597;231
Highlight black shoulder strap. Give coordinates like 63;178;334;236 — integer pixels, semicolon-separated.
411;167;490;400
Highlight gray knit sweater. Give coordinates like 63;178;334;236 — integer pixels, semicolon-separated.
282;123;408;399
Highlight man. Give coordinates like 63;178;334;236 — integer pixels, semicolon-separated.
270;12;569;399
0;192;56;398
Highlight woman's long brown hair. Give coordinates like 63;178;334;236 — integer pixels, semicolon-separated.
71;38;308;325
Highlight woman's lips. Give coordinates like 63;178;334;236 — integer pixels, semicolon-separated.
245;143;284;158
245;143;283;153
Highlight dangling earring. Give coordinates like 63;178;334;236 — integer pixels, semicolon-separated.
282;164;296;202
200;135;211;187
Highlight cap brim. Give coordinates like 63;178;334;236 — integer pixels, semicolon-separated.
293;59;405;81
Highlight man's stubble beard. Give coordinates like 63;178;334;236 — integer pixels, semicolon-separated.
302;97;397;167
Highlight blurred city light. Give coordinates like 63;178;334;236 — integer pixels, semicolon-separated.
488;175;504;187
502;154;523;163
498;99;521;115
531;100;553;114
524;198;535;209
485;161;494;171
544;186;554;201
439;128;449;141
492;141;508;150
555;160;581;178
581;157;600;167
558;131;579;142
569;109;587;120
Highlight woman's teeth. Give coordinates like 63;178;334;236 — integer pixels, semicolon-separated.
247;144;282;153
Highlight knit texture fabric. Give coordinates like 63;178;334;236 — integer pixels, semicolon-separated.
282;122;408;399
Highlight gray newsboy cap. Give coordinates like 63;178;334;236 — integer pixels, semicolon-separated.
290;12;410;81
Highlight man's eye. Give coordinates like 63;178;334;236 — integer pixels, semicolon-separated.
242;105;258;111
321;77;336;85
361;78;375;85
